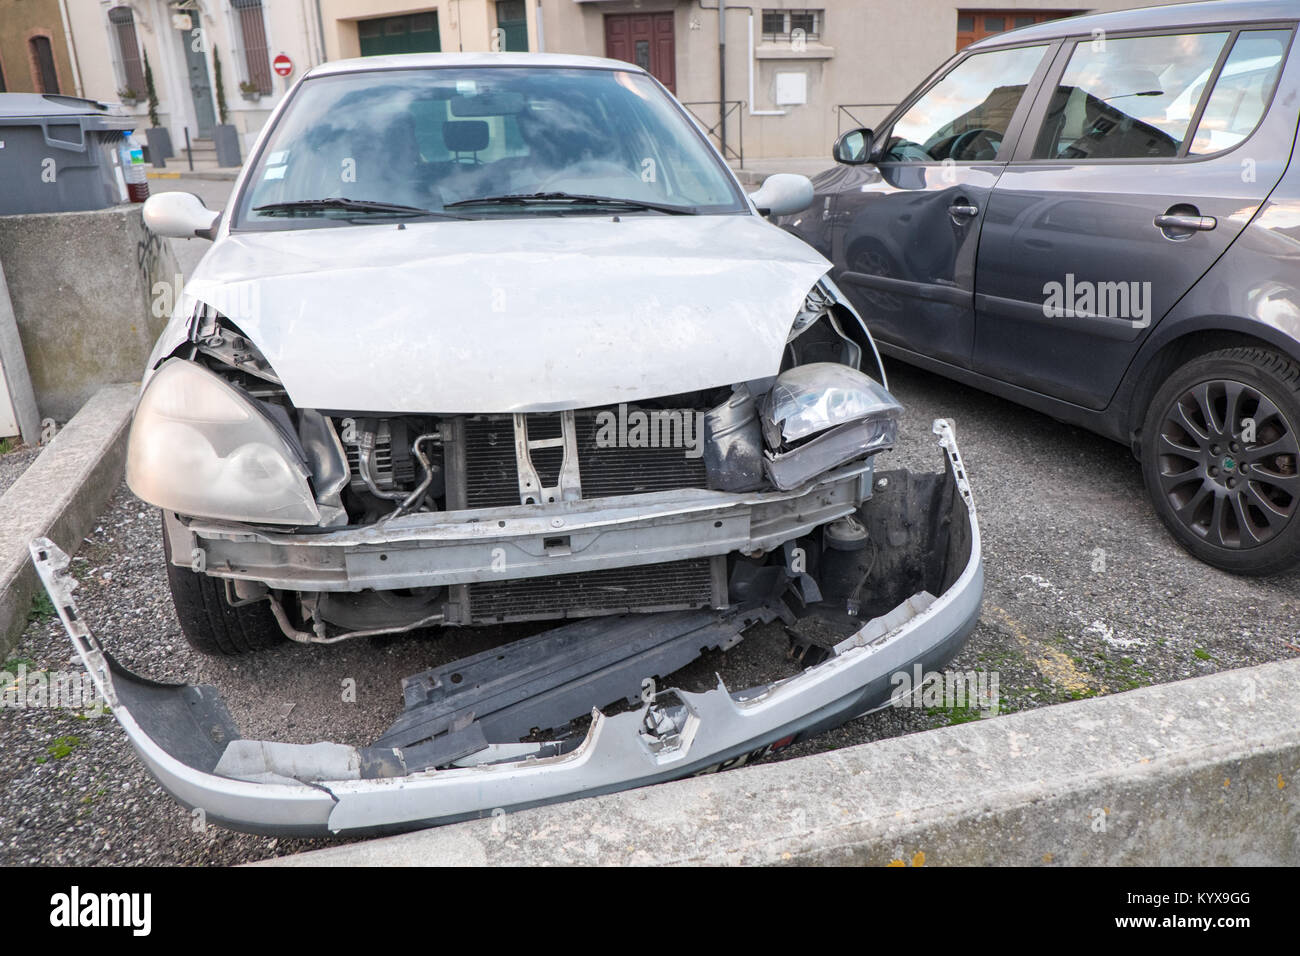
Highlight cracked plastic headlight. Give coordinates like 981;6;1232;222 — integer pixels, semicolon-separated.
126;359;320;525
760;363;902;490
763;362;902;446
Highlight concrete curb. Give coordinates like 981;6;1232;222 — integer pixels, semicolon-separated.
169;169;241;182
0;384;138;658
259;657;1300;866
147;169;241;181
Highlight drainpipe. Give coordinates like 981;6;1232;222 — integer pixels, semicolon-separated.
718;1;726;158
535;0;546;53
747;12;784;117
299;0;315;67
315;0;328;62
56;0;84;97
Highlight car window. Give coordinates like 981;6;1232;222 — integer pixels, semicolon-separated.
881;44;1048;162
1187;29;1292;155
1030;32;1230;160
235;67;745;226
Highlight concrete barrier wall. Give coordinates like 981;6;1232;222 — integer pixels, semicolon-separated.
0;205;176;422
0;385;137;658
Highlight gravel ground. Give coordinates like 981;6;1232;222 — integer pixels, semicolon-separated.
0;445;41;498
2;358;1298;865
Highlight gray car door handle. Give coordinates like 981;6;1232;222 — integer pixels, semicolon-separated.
949;203;979;218
1154;213;1217;231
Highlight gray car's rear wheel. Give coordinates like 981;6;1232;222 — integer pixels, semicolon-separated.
162;517;287;655
1141;346;1300;575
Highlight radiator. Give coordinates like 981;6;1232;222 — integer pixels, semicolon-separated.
455;409;723;623
462;408;708;508
465;557;726;624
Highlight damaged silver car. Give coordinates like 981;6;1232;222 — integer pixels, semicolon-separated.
33;53;983;836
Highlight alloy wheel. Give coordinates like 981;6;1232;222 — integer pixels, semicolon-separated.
1155;378;1299;549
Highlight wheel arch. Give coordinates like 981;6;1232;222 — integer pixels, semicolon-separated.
1120;319;1300;455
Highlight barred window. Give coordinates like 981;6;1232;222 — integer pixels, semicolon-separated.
108;7;144;96
956;10;1082;50
232;0;273;95
761;9;822;44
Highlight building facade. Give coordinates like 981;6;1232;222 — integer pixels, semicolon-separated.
30;0;1187;163
546;0;1171;161
0;0;78;95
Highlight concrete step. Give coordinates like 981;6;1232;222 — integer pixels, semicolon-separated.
177;139;223;172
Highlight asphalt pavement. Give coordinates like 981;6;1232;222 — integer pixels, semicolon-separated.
3;174;1297;863
3;351;1297;865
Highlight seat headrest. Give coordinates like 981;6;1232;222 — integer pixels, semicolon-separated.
443;120;489;153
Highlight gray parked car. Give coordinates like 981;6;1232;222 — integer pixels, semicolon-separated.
785;0;1300;575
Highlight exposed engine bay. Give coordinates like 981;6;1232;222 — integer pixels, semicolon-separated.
49;270;987;836
136;282;905;644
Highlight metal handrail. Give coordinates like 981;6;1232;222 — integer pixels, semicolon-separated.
682;100;745;166
836;103;897;135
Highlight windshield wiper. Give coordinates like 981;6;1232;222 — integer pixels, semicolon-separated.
445;192;697;215
253;198;470;220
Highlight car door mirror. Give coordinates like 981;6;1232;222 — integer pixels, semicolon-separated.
143;192;220;240
833;127;874;165
750;173;815;217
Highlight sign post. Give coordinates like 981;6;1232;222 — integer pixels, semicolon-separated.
273;53;293;98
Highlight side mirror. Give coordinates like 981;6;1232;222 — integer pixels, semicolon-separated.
750;173;814;217
143;192;220;240
833;127;874;165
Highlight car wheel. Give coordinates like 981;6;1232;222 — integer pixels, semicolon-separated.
1141;346;1300;575
162;517;288;655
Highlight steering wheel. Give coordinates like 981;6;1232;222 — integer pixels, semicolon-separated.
948;127;1003;161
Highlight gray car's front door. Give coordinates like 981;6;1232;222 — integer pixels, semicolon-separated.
831;43;1053;368
181;26;216;138
973;27;1296;410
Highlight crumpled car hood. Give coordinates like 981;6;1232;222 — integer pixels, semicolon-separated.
170;214;830;413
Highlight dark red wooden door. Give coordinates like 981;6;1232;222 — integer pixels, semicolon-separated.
605;13;675;93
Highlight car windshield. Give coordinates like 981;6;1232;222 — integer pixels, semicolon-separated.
234;66;746;227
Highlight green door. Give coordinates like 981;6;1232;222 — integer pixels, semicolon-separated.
496;0;528;52
358;12;440;56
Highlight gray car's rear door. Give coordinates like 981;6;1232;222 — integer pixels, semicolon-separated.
972;24;1297;409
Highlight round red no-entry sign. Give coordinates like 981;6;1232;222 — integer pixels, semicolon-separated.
273;54;292;77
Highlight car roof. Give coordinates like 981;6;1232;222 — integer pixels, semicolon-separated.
308;51;646;79
967;0;1300;50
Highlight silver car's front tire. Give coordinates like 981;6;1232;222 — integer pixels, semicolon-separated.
162;516;287;656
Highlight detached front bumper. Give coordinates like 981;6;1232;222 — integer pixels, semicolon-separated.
32;421;982;838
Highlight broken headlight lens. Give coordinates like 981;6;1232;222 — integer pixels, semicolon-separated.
126;359;320;525
762;362;902;446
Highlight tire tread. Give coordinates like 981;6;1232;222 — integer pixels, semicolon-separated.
162;518;286;655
